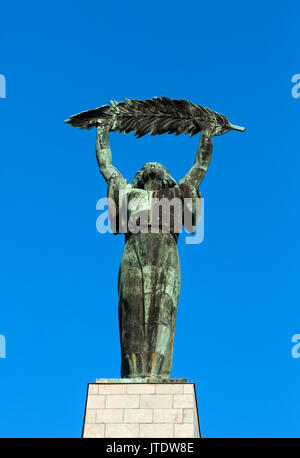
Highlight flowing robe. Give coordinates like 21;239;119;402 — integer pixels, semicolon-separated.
107;173;200;378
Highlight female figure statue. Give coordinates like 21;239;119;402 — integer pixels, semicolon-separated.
96;121;215;379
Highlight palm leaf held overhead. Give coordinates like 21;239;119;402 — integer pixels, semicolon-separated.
64;97;245;137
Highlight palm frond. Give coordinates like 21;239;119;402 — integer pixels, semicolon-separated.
64;96;245;137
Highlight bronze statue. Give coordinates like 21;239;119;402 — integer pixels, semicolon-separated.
65;97;245;379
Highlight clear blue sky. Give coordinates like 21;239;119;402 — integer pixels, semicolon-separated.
0;0;299;438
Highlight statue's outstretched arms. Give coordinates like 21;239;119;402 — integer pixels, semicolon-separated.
96;122;125;183
179;130;213;188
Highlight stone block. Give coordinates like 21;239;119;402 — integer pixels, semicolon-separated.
98;384;127;395
106;394;139;409
183;408;193;423
105;423;139;438
174;423;194;438
96;408;123;424
124;409;153;423
140;394;172;409
173;394;194;409
153;408;182;424
127;384;155;394
83;423;105;438
86;395;105;409
139;423;174;438
82;380;200;438
156;384;184;394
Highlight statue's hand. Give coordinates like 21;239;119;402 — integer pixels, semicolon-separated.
196;119;216;137
201;126;214;137
211;123;229;136
96;119;111;131
88;118;113;131
201;122;226;137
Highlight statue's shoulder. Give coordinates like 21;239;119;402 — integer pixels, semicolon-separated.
108;172;129;189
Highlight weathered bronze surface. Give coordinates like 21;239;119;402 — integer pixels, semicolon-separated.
65;96;245;135
66;97;245;379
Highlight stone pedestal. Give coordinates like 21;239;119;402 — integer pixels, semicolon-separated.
82;379;200;438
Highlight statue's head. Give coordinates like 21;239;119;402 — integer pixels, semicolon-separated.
132;162;177;191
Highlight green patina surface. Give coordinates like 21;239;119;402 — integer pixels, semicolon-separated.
94;123;214;379
66;99;245;379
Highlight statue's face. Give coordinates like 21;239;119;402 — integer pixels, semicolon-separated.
132;162;176;191
141;162;164;191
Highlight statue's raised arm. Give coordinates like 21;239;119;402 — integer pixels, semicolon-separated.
179;129;214;189
95;121;125;183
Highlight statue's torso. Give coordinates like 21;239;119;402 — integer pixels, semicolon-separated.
108;174;200;237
